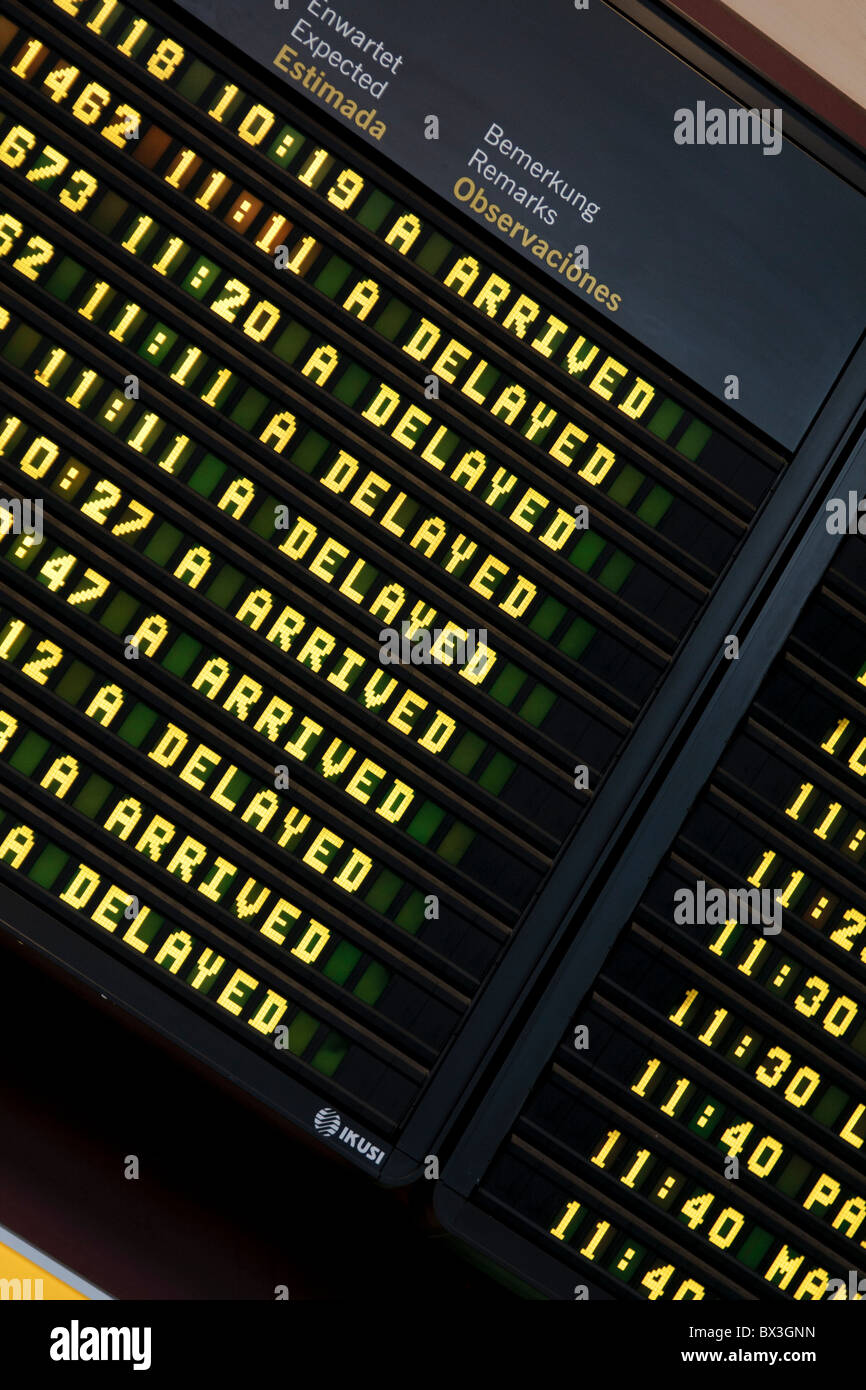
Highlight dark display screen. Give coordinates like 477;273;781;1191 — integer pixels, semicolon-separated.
0;0;787;1162
0;0;863;1272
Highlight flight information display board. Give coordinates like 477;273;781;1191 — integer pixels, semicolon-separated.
0;0;862;1200
442;530;866;1299
174;0;866;449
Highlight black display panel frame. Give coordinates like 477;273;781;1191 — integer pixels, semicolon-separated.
0;0;863;1196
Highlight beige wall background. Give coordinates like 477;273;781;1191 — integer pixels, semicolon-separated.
723;0;866;110
669;0;866;145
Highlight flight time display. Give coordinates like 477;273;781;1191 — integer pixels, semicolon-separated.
0;0;786;1154
473;533;866;1298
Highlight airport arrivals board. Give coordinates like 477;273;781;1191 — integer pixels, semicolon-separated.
0;0;864;1296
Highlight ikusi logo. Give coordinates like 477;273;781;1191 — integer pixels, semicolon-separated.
314;1106;341;1137
313;1107;387;1165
